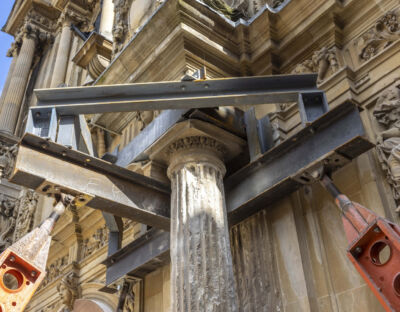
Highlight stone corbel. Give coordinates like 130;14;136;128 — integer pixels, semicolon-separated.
72;32;113;79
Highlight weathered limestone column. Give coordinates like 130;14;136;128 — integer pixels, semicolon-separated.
167;136;239;312
0;44;19;114
0;27;37;134
50;15;72;88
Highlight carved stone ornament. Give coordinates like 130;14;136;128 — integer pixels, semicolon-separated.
373;83;400;212
13;190;39;241
167;136;226;156
57;273;79;311
57;7;90;31
358;11;400;61
123;280;136;312
202;0;244;21
292;46;340;83
112;0;130;56
0;194;18;252
0;143;18;179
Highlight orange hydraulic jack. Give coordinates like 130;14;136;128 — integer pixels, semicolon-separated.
320;175;400;311
0;195;70;312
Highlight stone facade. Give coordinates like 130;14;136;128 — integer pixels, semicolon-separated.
0;0;400;311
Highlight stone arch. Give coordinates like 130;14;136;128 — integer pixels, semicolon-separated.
73;299;114;312
74;282;118;312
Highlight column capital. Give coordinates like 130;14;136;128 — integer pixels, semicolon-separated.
167;136;227;178
139;119;246;174
16;22;54;55
21;23;39;42
57;7;89;30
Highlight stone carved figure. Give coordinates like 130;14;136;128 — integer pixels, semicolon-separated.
41;254;69;289
57;273;79;311
0;143;18;179
13;191;39;241
358;11;400;61
82;226;108;258
0;194;17;252
373;84;400;211
292;46;339;83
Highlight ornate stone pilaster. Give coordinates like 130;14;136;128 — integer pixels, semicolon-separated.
167;136;239;312
0;24;38;134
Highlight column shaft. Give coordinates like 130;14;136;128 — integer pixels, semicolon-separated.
0;52;18;114
50;25;72;88
168;142;239;312
100;0;114;40
0;36;36;134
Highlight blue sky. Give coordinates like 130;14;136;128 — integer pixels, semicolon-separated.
0;1;15;95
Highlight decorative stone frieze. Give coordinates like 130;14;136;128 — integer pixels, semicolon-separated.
81;225;109;258
292;46;340;83
41;254;70;288
373;83;400;212
357;10;400;62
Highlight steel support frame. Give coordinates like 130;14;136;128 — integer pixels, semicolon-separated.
14;74;374;288
98;102;373;286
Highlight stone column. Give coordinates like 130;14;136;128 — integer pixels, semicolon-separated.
0;28;37;134
50;17;72;88
167;136;239;312
100;0;114;40
0;45;19;114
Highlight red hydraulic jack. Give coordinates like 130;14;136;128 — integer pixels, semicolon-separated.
320;175;400;311
0;194;71;312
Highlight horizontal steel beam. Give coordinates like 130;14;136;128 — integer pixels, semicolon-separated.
10;142;171;231
224;101;374;225
33;74;318;115
102;229;170;287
